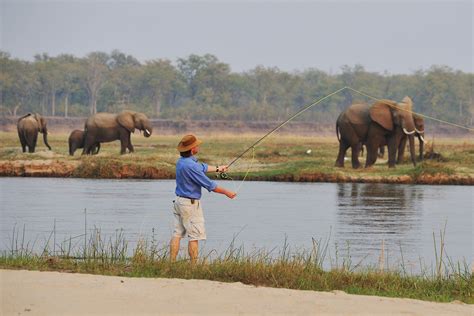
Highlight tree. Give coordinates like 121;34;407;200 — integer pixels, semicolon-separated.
56;54;82;117
81;52;110;115
0;53;35;116
141;59;182;117
34;54;64;116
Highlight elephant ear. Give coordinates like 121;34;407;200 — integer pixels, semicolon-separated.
33;114;42;132
369;99;396;131
117;111;136;132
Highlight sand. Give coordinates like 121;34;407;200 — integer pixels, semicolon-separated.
1;269;472;316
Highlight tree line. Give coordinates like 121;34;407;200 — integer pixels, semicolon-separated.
1;50;473;125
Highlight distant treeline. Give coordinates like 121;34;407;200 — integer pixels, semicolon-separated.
1;50;473;125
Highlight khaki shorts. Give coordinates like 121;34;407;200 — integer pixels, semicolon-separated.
172;197;206;241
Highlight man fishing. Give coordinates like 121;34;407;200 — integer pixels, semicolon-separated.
170;134;236;263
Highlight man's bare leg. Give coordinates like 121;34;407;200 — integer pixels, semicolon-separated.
170;236;181;262
188;240;198;264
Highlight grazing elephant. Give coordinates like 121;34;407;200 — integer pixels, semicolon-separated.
335;97;417;168
397;114;425;163
68;130;100;156
17;113;52;153
82;110;152;155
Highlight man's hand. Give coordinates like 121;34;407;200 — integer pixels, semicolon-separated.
218;165;229;173
226;191;237;199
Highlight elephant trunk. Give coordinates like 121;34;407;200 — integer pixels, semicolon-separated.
408;135;416;167
43;129;52;150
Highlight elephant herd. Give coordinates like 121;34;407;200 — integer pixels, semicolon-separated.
16;97;425;169
16;111;153;155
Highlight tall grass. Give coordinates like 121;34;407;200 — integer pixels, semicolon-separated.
1;222;472;304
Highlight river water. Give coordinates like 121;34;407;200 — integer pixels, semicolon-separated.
1;178;472;271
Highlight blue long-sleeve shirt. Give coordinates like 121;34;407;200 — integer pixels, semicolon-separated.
175;156;217;199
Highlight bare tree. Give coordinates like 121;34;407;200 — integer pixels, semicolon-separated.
82;52;109;114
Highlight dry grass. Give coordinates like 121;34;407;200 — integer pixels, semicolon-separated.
0;132;473;182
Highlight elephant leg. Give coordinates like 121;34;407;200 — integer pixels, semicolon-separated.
365;142;378;167
418;135;424;161
18;131;27;152
335;140;350;167
82;134;96;155
119;130;131;154
351;142;362;169
92;143;100;155
127;135;134;153
69;140;75;156
397;136;407;164
387;137;397;168
378;146;385;158
28;134;38;153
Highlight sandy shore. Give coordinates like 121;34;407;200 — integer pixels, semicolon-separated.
1;269;472;316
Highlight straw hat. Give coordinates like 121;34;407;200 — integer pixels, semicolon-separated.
177;134;202;152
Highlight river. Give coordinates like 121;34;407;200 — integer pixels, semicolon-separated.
1;178;472;272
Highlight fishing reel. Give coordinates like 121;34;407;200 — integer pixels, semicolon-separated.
218;172;229;179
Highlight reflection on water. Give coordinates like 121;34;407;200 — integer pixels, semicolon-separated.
0;178;472;271
335;183;424;264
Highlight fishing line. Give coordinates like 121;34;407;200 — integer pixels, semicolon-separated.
219;86;474;182
346;87;474;132
219;86;347;179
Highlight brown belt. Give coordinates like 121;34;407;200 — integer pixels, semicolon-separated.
177;196;198;204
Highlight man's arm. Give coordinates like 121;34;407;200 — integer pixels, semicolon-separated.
213;186;236;199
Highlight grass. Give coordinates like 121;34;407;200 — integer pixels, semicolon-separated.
0;132;473;183
1;223;472;304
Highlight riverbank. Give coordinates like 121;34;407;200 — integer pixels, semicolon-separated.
1;133;473;185
2;269;472;316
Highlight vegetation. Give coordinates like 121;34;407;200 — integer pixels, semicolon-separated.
1;51;473;127
1;225;472;304
0;132;473;183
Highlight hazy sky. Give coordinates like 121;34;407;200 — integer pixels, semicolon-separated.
1;0;472;74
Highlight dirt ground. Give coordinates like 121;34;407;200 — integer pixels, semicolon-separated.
1;269;472;316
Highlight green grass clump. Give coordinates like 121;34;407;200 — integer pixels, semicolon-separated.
409;162;455;179
1;226;472;304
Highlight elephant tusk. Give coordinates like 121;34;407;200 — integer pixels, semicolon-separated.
415;128;424;134
419;134;425;143
403;127;416;135
145;129;151;135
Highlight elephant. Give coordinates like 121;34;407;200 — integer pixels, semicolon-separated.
17;113;52;153
375;115;425;163
335;97;417;168
397;114;425;163
82;110;152;155
69;130;100;156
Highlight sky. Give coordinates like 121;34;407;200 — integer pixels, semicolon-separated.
1;0;472;74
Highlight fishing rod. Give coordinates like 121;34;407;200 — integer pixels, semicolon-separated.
218;85;474;180
219;86;347;179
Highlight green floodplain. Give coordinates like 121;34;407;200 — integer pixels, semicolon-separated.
0;132;473;184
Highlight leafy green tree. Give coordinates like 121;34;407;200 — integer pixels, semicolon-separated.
0;53;36;116
141;59;182;117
